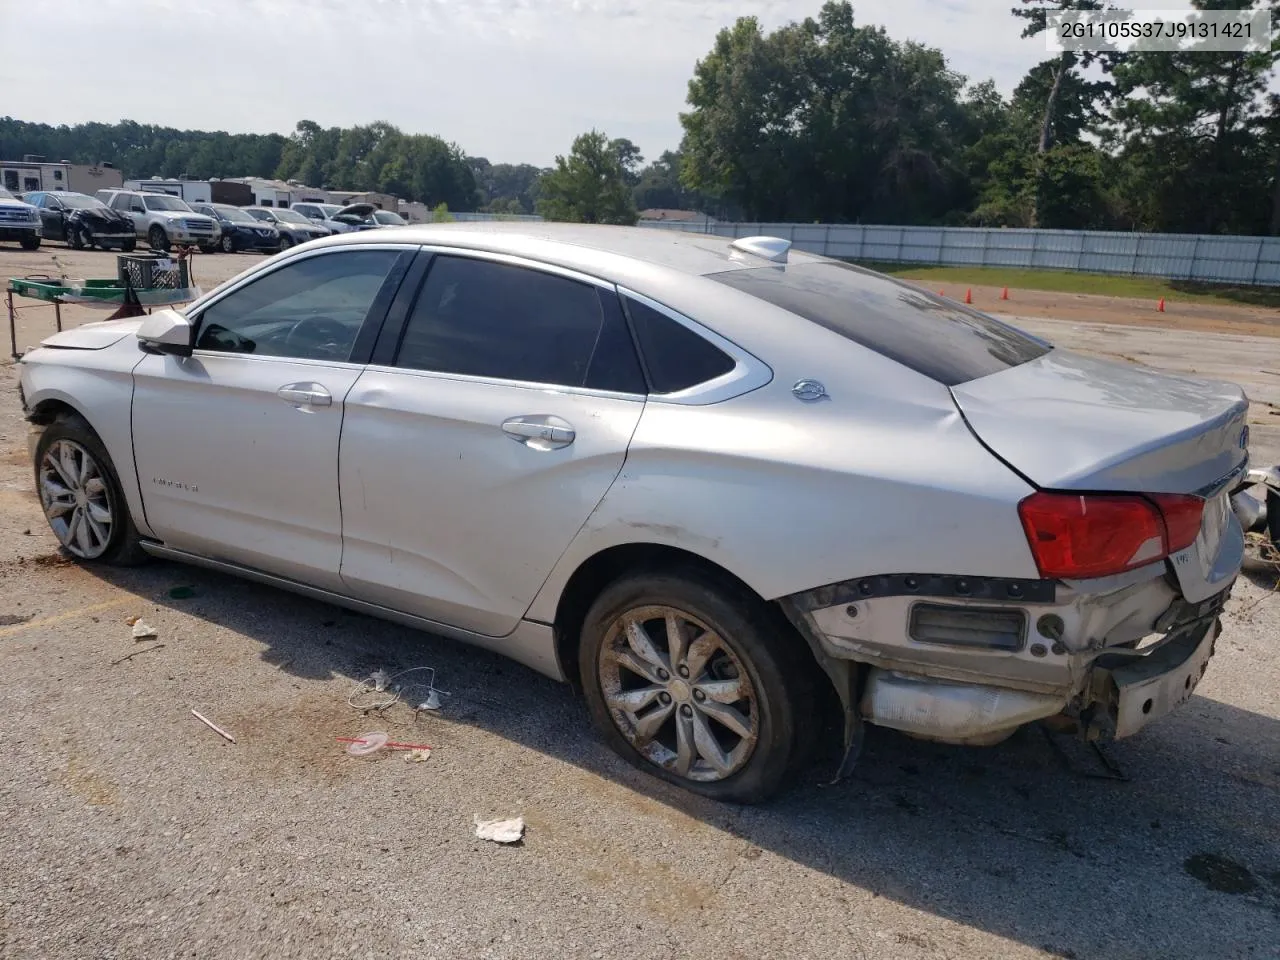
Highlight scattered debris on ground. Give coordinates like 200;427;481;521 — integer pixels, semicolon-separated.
130;619;158;640
347;665;447;715
474;815;525;844
110;643;164;666
191;708;236;744
337;733;434;758
405;748;432;763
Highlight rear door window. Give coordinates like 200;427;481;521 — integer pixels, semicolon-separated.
710;261;1048;386
395;255;645;393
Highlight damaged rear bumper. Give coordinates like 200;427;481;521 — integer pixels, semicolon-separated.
1080;593;1226;740
780;570;1234;747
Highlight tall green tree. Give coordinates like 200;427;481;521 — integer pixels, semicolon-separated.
471;159;545;213
609;138;645;187
1107;0;1277;234
275;121;477;208
968;61;1116;228
679;2;975;223
537;130;638;224
1010;0;1116;226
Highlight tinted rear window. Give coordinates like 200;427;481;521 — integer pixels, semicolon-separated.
623;296;736;394
710;262;1048;386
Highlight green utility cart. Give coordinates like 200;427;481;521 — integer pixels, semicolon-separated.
7;254;201;358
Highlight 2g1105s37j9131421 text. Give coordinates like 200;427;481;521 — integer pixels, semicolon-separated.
1048;8;1271;53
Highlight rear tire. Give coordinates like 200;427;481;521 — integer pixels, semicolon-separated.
221;233;235;253
33;413;148;566
19;234;40;251
148;225;169;251
578;568;816;803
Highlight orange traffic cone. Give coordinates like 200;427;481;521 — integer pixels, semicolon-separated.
1000;286;1009;301
964;288;973;304
1157;297;1165;313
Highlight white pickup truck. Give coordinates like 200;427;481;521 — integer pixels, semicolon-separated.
0;187;42;250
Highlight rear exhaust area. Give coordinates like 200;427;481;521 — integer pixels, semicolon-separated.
860;668;1065;745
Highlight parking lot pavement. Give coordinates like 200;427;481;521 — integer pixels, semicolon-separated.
1;260;1279;959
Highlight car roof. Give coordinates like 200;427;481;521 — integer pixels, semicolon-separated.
307;221;828;279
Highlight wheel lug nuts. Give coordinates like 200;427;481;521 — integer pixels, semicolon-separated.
678;666;689;678
680;704;693;717
659;692;672;705
657;669;669;681
693;689;706;702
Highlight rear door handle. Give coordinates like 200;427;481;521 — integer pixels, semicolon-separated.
277;382;332;407
502;415;575;450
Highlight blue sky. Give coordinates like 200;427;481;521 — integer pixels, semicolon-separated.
1;0;1198;166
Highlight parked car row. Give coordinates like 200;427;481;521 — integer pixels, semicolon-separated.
0;186;410;253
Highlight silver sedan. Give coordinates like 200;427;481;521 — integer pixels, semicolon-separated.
17;224;1248;802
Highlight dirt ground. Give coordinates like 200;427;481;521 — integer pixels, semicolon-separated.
916;280;1280;340
1;243;1279;959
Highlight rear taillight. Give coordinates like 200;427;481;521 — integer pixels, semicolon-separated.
1147;493;1205;553
1018;491;1205;580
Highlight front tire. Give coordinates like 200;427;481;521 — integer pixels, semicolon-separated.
148;225;169;251
579;569;814;803
278;234;294;250
34;413;147;566
66;225;83;250
220;233;236;253
19;234;40;251
121;237;137;252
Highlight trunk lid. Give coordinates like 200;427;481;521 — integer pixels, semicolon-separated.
951;349;1249;495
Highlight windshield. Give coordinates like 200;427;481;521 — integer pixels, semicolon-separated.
143;195;192;212
374;211;406;225
710;261;1049;387
246;209;274;221
59;193;104;210
215;206;258;223
272;209;311;225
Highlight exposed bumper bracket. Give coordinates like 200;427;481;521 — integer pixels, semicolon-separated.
779;598;865;783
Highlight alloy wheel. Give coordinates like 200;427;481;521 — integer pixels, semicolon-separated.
39;439;114;559
598;604;759;782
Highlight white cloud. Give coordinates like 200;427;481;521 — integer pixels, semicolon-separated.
0;0;1198;167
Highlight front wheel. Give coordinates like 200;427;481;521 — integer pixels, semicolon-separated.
148;225;169;251
579;569;815;803
34;413;147;565
121;238;137;252
220;233;235;253
278;234;294;250
66;225;83;250
19;234;40;251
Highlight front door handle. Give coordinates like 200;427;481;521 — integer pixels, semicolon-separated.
277;382;332;408
502;415;575;451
